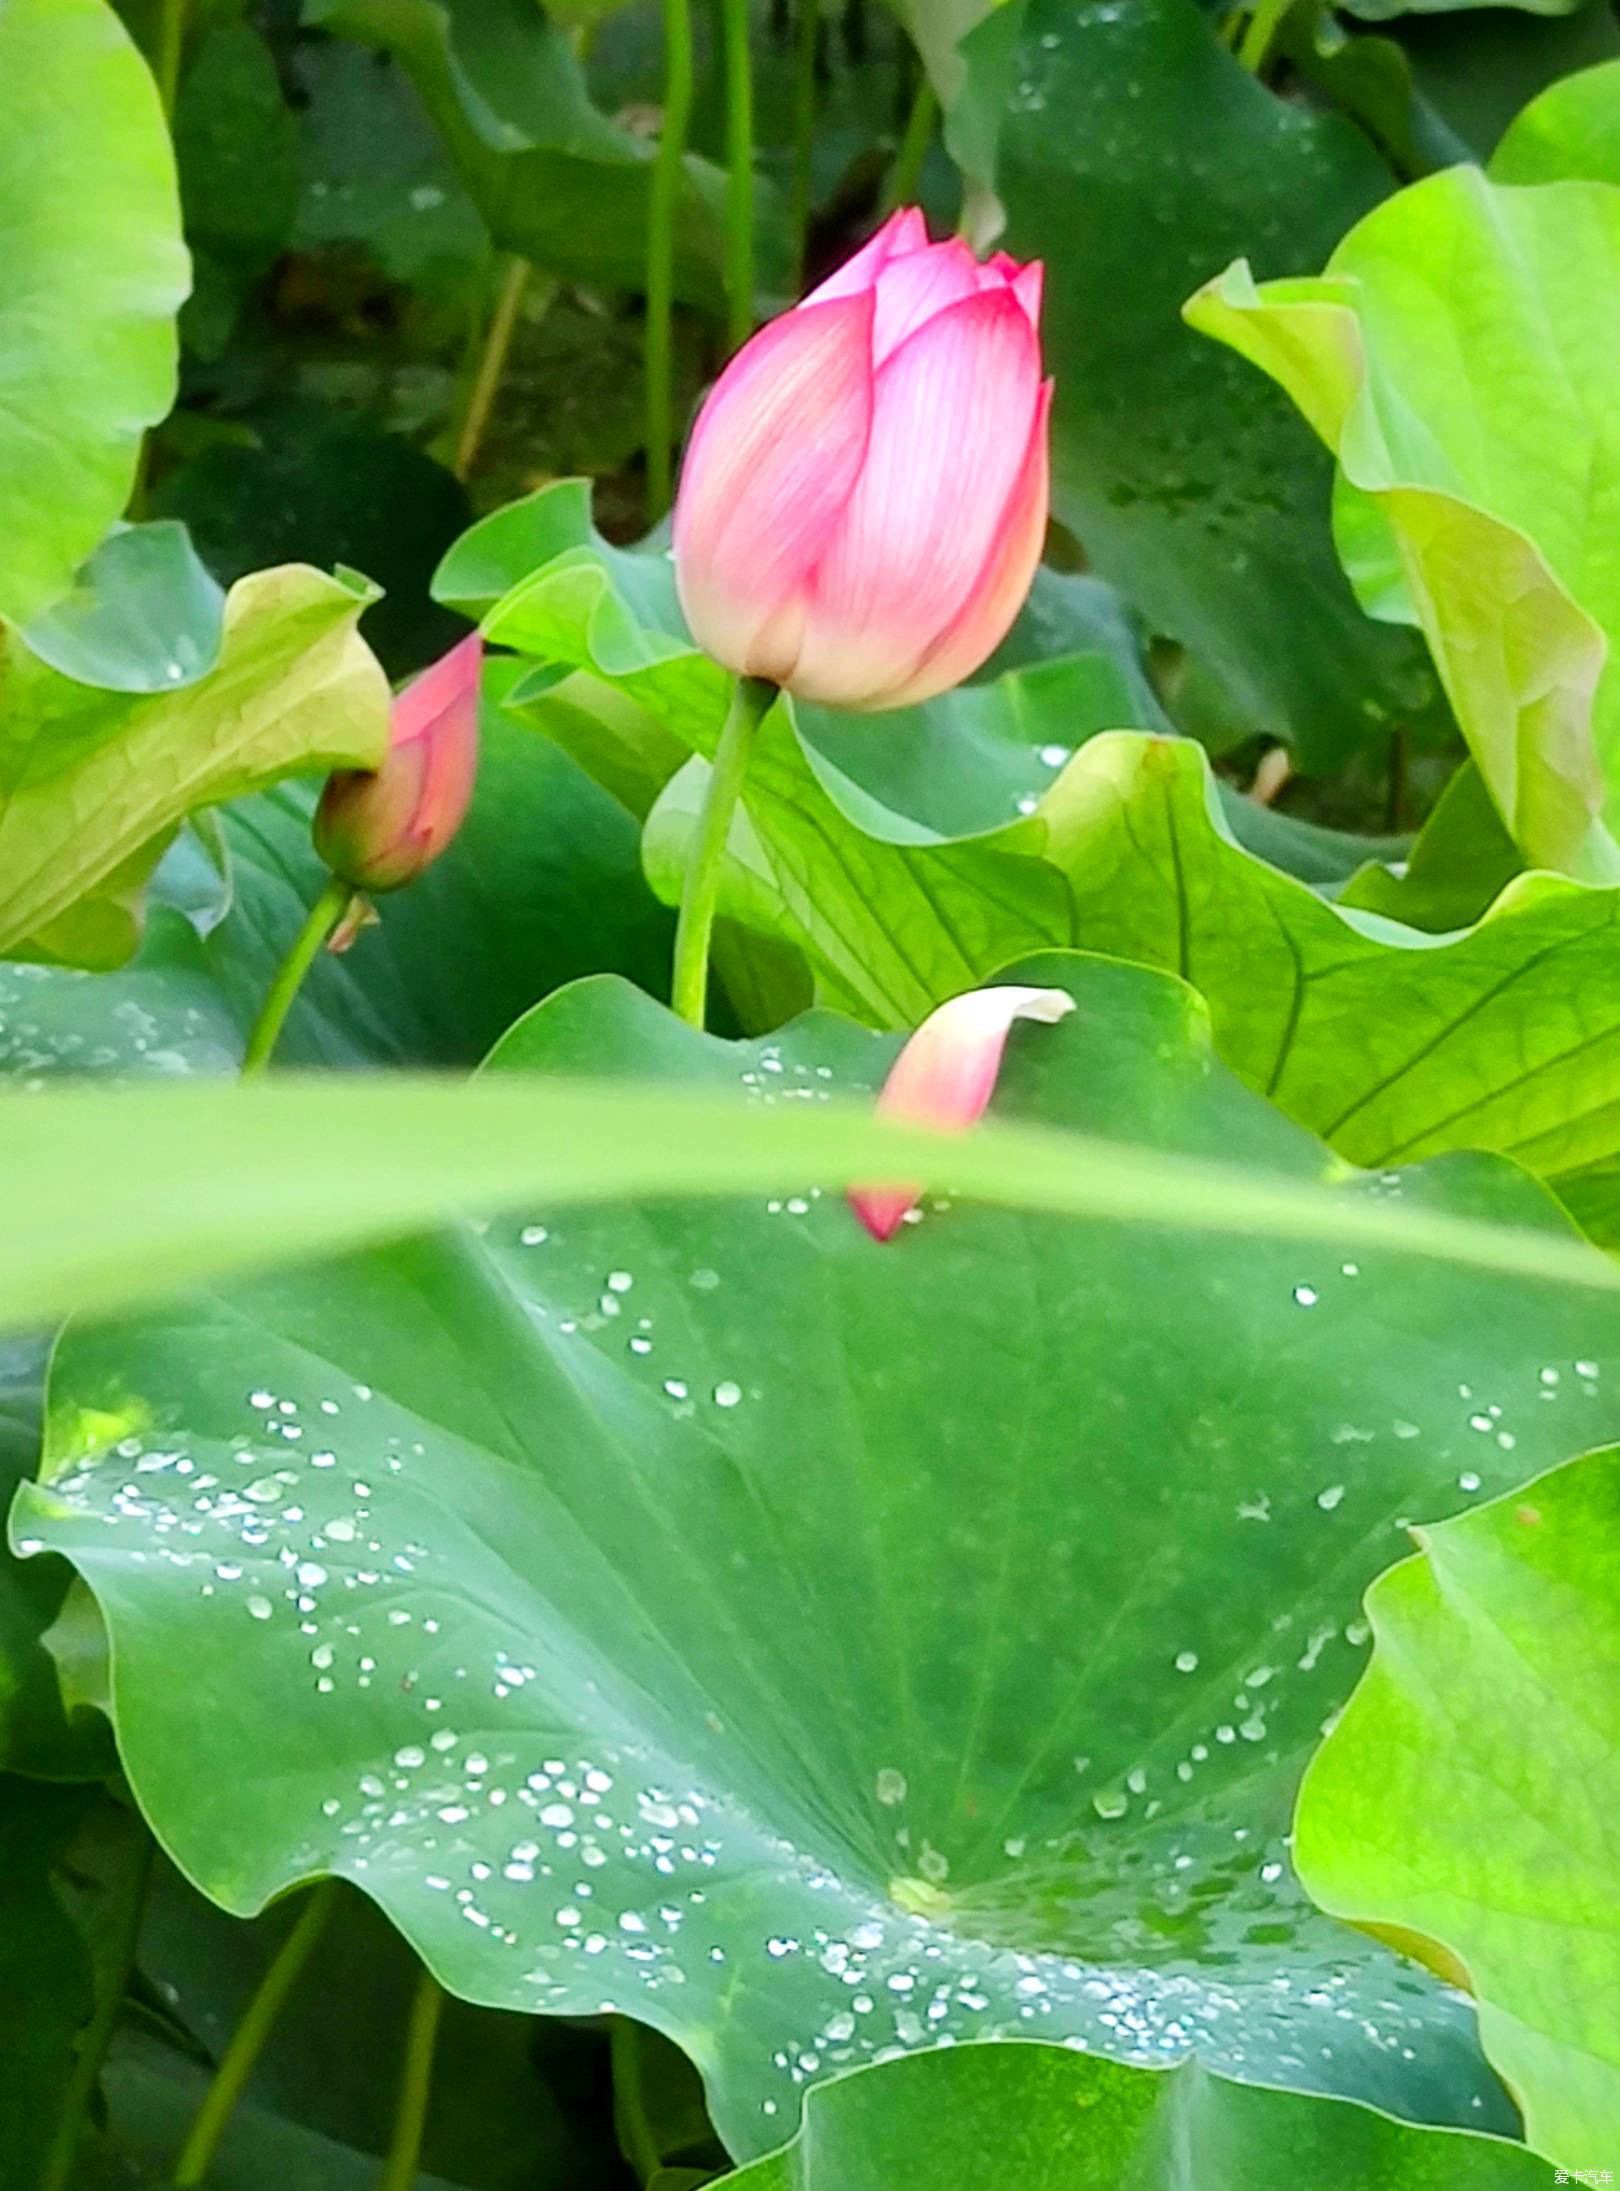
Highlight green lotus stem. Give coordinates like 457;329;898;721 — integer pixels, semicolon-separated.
155;0;186;117
240;875;354;1077
789;0;823;288
1237;0;1290;71
671;675;774;1027
883;76;937;213
719;0;757;348
646;0;696;518
40;1831;155;2191
376;1965;444;2191
172;1880;340;2186
453;254;535;482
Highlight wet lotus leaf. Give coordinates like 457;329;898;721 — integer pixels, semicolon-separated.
17;956;1620;2154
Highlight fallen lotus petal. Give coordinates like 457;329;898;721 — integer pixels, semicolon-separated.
674;209;1051;711
849;984;1077;1240
314;632;483;893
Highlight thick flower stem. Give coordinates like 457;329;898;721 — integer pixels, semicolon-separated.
377;1966;444;2191
646;0;697;518
720;0;757;349
671;675;774;1027
240;874;354;1076
172;1881;340;2186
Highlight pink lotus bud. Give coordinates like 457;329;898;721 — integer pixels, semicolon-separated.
849;985;1076;1242
314;634;482;892
674;209;1051;712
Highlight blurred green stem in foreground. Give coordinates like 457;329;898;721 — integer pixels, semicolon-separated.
883;76;937;212
647;0;697;518
454;255;543;484
240;876;355;1076
720;0;758;348
377;1966;445;2191
172;1880;341;2185
790;0;823;288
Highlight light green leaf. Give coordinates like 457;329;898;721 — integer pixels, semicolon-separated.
1186;167;1620;877
1490;53;1620;181
948;0;1440;770
717;2045;1550;2188
1296;1447;1620;2166
1337;761;1523;934
0;564;389;969
0;0;188;626
21;521;225;696
22;958;1620;2153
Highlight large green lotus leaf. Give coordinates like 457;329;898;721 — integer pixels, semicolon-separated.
1296;1448;1620;2165
0;0;188;627
303;0;786;308
716;2044;1550;2188
472;513;1620;1249
20;957;1620;2154
1186;166;1620;879
0;565;389;970
946;0;1440;771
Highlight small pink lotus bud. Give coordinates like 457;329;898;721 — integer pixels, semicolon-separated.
674;209;1051;712
849;985;1076;1242
314;634;482;892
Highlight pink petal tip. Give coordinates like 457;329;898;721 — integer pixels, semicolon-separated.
848;985;1076;1242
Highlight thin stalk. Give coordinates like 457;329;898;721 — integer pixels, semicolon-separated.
1237;0;1291;72
719;0;757;349
646;0;697;518
452;255;535;482
240;875;353;1077
173;1882;340;2186
40;1831;156;2191
376;1967;444;2191
788;0;823;289
671;675;774;1027
155;0;186;118
883;77;937;213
